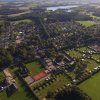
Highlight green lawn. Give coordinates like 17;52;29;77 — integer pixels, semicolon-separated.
77;21;96;27
26;61;44;76
66;50;82;58
79;72;100;100
35;74;70;99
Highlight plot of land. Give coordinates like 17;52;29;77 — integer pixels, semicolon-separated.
26;61;44;76
79;72;100;100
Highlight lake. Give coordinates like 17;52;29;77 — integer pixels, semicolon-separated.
46;5;79;11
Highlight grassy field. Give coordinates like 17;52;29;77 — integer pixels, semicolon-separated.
26;61;44;76
77;21;96;27
79;72;100;100
34;74;70;99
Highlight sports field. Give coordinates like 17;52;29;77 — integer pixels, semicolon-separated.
26;61;44;76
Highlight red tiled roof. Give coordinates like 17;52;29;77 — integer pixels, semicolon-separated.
33;72;47;81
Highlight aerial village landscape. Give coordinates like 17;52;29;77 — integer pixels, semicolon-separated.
0;0;100;100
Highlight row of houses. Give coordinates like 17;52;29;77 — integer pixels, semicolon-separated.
3;68;18;90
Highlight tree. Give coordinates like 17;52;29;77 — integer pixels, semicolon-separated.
46;91;55;100
5;52;13;65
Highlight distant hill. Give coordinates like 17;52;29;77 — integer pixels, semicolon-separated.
0;0;100;4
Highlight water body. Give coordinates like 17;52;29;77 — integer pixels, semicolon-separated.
47;5;79;11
